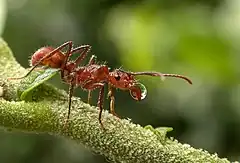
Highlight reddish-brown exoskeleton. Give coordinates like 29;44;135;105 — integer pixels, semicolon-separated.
105;69;192;118
58;55;192;128
8;41;92;124
9;41;192;128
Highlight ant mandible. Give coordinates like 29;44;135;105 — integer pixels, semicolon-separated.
9;41;193;128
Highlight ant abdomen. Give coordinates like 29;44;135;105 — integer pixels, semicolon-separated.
31;46;65;68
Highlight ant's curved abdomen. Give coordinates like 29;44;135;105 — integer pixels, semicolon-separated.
31;46;65;68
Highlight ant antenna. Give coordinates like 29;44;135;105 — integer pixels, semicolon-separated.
161;73;192;85
8;63;42;80
119;70;192;85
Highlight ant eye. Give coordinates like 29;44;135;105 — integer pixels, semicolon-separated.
114;75;121;81
130;83;147;101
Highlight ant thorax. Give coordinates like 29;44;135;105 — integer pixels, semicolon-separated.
75;64;109;87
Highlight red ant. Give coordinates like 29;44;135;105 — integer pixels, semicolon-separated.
8;41;91;123
9;41;192;128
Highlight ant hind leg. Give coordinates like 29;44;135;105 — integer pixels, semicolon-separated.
83;81;106;129
97;86;105;129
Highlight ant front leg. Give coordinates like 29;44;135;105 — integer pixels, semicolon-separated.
64;79;75;129
8;41;73;80
107;85;120;118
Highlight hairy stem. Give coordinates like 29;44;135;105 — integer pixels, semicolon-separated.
0;38;232;163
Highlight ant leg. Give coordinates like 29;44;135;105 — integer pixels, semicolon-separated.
88;55;97;65
67;83;74;120
7;64;43;80
60;42;76;78
107;85;120;118
64;82;75;128
9;41;73;80
97;85;105;129
60;45;91;79
87;90;92;104
70;45;91;66
82;81;105;128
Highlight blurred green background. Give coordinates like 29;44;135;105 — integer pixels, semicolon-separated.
1;0;240;162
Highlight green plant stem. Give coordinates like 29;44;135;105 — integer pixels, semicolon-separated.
0;38;232;163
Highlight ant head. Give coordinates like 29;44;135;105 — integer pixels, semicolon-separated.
108;69;137;90
108;69;148;101
31;47;55;66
